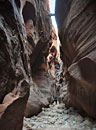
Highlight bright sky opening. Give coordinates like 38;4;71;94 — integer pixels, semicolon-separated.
49;0;58;33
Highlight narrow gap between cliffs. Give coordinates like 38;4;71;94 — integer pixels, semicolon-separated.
22;1;96;130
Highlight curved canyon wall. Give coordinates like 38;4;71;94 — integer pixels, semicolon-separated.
55;0;96;118
0;0;56;129
22;0;57;118
0;0;30;129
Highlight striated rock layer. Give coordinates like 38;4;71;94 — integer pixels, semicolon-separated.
0;0;30;129
56;0;96;118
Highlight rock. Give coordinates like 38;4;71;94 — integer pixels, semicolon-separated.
22;0;58;117
57;103;65;109
25;71;55;117
0;0;58;128
55;0;96;118
42;107;45;111
24;86;43;117
24;103;96;130
0;0;30;129
56;109;64;114
0;81;29;130
82;119;92;126
63;122;71;129
92;128;96;130
23;127;27;130
63;115;70;121
76;115;83;122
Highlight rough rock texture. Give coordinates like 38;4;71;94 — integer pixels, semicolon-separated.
0;0;30;129
21;0;57;118
23;104;96;130
47;26;58;77
0;0;54;129
56;0;96;118
25;71;55;117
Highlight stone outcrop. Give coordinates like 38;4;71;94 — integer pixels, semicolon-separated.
21;0;57;118
0;0;55;129
0;0;30;129
56;0;96;118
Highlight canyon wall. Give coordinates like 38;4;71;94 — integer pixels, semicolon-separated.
0;0;30;129
22;0;57;118
55;0;96;118
0;0;56;129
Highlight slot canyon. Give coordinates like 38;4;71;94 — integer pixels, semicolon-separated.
0;0;96;130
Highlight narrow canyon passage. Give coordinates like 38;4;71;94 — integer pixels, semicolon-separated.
0;0;96;130
23;0;96;129
23;103;96;130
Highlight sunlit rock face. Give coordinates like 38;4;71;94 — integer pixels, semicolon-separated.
0;0;30;130
47;26;58;77
56;0;96;118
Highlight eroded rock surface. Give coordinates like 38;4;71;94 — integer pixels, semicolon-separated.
0;0;30;129
0;0;56;129
21;0;58;118
55;0;96;118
